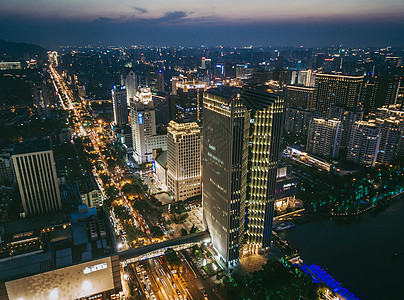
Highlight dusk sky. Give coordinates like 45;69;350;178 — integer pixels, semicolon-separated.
1;0;404;48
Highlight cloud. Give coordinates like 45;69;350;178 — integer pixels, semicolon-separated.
156;11;187;22
92;17;116;24
132;6;148;14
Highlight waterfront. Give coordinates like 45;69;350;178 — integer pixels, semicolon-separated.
279;196;404;299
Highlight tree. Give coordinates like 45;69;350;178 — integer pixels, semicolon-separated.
180;228;188;236
150;226;164;238
190;225;199;234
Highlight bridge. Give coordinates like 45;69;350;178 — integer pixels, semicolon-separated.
118;231;211;263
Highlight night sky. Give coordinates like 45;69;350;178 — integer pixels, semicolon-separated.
1;0;404;48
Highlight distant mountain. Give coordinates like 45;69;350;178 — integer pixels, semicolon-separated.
0;40;47;60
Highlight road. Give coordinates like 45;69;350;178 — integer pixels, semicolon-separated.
49;64;153;245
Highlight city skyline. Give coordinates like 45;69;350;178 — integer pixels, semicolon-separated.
1;0;404;48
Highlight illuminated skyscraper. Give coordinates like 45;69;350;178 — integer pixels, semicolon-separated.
131;87;167;164
12;140;62;216
313;73;363;116
203;87;284;264
167;121;201;201
112;86;128;126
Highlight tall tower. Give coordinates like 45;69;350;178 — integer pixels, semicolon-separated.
313;73;363;116
167;121;202;202
112;86;128;126
202;87;284;265
203;88;250;264
12;140;62;216
131;87;167;164
241;88;284;254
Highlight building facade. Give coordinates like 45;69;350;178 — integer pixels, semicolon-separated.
313;73;363;116
12;141;62;215
328;103;364;148
131;87;167;165
285;85;315;109
306;118;342;159
112;86;128;126
347;121;381;166
167;121;201;202
202;87;284;265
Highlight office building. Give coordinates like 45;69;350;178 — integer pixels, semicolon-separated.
112;85;128;126
175;78;206;123
12;140;62;216
131;87;167;165
123;70;138;107
313;73;363;116
306;118;342;159
284;107;317;136
347;121;381;167
328;103;364;147
285;85;315;109
363;76;400;115
203;87;283;264
167;121;201;202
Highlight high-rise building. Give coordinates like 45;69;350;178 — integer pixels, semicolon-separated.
285;85;315;109
131;87;167;165
123;69;138;107
306;118;342;159
175;78;206;123
112;85;128;126
203;87;284;265
363;76;400;115
328;103;363;147
313;73;363;116
376;118;402;165
284;107;317;136
290;70;315;87
167;121;201;202
47;51;58;66
347;121;381;167
12;140;62;215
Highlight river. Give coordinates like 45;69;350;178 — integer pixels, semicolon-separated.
279;196;404;300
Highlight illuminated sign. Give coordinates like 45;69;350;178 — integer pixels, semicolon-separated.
83;263;107;274
138;113;143;124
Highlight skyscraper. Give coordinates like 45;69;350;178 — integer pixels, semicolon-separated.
363;76;400;115
12;140;62;215
175;77;206;123
306;118;342;159
167;121;201;202
203;88;249;264
285;85;315;110
313;73;363;116
328;103;363;148
203;87;284;264
131;87;167;165
347;121;381;167
112;85;128;126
